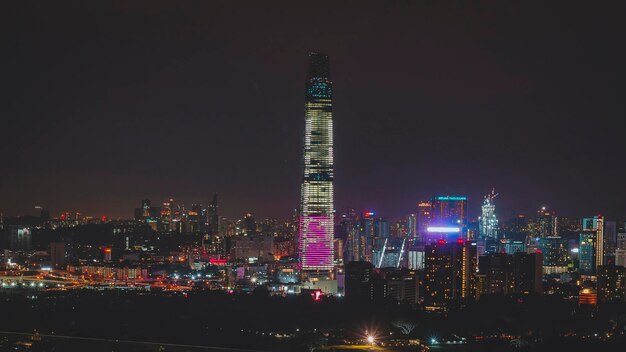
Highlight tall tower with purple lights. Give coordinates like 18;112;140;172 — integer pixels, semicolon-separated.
299;53;334;271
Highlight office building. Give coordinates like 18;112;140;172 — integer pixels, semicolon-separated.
406;214;417;240
208;193;219;235
299;53;334;271
423;240;477;310
344;261;375;301
430;195;467;228
417;201;431;242
9;225;31;251
478;251;542;296
616;249;626;267
383;269;420;304
513;252;543;295
597;266;626;303
50;242;66;270
537;236;569;274
535;206;557;238
231;235;274;263
478;253;514;295
501;239;525;254
580;216;604;274
478;189;498;240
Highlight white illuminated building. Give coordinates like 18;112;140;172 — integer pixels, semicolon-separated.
479;189;498;240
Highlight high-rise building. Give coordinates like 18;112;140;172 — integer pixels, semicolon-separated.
477;252;543;297
188;204;202;233
142;199;151;218
430;195;467;228
479;189;498;240
208;193;219;235
299;53;334;271
513;252;543;295
416;201;431;242
424;240;477;310
344;261;375;301
50;242;66;270
537;236;569;275
36;206;50;221
582;215;604;270
617;233;626;250
535;206;557;238
134;199;160;227
616;249;626;267
597;266;626;303
9;225;31;251
406;214;417;240
161;199;173;231
478;253;514;295
383;269;420;304
231;235;274;263
501;239;525;254
243;213;257;236
579;231;598;275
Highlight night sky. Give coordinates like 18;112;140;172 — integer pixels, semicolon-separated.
2;1;625;221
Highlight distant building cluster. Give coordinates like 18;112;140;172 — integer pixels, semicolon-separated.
1;53;625;311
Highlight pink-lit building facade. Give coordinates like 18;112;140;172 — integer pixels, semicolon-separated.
299;53;334;271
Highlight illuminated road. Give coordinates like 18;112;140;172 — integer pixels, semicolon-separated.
0;331;267;351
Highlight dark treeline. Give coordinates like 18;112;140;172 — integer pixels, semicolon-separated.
1;290;625;351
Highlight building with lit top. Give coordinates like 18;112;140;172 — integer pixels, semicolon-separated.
430;195;467;230
579;231;598;275
578;288;597;306
579;216;604;275
478;189;498;240
299;53;334;271
417;201;431;242
423;239;476;310
535;206;558;238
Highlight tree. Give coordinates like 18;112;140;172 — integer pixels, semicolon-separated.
392;320;417;336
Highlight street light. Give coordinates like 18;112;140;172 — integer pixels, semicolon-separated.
366;335;375;344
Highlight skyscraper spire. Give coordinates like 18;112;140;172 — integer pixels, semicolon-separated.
299;53;334;271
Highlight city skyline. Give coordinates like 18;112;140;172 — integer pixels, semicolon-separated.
3;1;626;220
3;3;626;350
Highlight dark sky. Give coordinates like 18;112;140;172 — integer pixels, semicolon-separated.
2;1;625;221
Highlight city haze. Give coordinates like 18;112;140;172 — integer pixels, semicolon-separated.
2;1;625;220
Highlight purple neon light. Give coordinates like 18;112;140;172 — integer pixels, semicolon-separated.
299;215;333;269
427;226;461;233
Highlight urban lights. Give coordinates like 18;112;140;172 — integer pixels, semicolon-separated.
427;226;461;233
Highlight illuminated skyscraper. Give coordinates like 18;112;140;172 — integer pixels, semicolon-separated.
406;214;417;239
579;231;598;275
416;201;431;242
161;198;173;231
424;239;477;310
299;53;334;271
582;215;605;270
535;206;557;238
430;195;467;228
208;193;219;235
478;189;498;240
